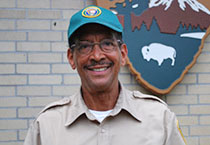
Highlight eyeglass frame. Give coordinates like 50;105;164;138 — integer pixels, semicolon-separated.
70;39;123;55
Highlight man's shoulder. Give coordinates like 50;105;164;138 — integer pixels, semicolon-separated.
27;97;72;128
40;97;71;114
34;97;70;121
125;88;167;106
123;89;172;121
132;90;167;106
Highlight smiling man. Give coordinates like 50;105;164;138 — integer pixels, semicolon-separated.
24;5;186;145
67;23;127;111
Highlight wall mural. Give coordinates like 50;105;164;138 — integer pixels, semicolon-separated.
96;0;210;95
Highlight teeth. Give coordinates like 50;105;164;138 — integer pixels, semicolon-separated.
92;67;107;72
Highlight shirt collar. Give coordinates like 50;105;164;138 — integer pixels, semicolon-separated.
64;88;96;126
64;83;142;126
111;84;142;122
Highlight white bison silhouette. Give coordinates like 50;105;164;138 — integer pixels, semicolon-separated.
141;43;176;66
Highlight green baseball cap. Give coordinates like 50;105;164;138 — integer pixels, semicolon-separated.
67;5;123;39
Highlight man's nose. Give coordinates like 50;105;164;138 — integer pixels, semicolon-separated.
89;44;105;61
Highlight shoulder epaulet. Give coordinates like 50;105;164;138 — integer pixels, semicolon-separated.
38;97;71;115
133;91;167;106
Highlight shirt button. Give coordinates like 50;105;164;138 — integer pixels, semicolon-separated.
101;129;106;133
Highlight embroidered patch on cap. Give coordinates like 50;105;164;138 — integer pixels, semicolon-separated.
82;6;102;18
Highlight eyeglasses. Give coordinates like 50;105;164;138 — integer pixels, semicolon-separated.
71;39;122;55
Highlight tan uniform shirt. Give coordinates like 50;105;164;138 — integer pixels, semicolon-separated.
24;85;186;145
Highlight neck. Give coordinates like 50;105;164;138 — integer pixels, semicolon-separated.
82;82;120;111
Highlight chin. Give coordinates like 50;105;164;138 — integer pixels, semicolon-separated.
96;78;118;89
90;80;112;90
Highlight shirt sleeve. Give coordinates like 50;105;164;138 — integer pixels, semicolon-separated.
164;110;187;145
24;120;41;145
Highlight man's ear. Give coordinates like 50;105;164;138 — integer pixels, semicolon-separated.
67;48;76;69
120;44;128;66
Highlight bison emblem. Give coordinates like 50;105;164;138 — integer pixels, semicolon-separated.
141;43;176;66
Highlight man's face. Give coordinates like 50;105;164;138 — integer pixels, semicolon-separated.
67;24;128;92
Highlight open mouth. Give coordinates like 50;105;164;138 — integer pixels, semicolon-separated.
89;66;110;72
85;62;114;72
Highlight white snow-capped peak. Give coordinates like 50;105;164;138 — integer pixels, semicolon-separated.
149;0;210;14
149;0;173;10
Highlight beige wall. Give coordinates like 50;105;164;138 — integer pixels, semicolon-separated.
0;0;210;145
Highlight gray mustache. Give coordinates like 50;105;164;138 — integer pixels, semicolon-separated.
85;60;114;68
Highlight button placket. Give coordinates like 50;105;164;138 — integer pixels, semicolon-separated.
97;122;110;145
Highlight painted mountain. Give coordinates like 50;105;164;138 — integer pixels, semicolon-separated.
96;0;210;94
131;0;210;34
